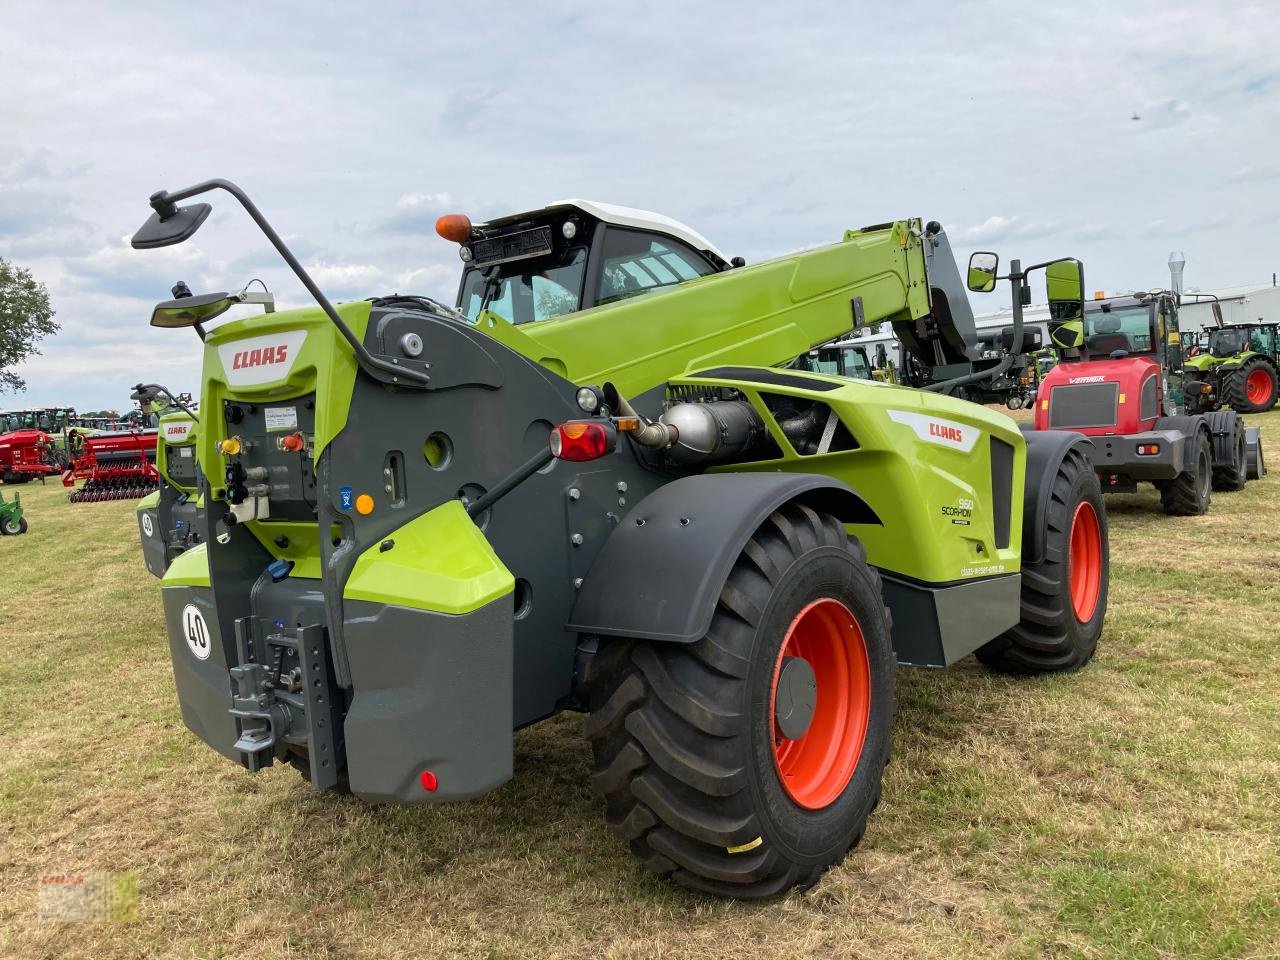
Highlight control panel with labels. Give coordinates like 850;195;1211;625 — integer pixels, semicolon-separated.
218;394;319;523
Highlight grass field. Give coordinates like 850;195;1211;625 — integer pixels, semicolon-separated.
2;415;1279;959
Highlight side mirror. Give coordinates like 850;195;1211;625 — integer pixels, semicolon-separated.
150;291;235;328
131;201;212;250
1045;259;1085;320
967;252;999;293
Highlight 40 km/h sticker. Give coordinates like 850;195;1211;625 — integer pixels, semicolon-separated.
182;604;212;661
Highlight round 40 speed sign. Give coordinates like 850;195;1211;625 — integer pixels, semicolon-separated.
181;604;212;660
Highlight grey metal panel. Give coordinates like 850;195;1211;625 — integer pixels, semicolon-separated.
161;585;242;762
342;596;514;803
1048;382;1120;429
879;572;1021;667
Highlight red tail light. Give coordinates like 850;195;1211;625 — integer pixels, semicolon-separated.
550;421;614;462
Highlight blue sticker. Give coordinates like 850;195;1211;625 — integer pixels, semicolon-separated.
339;486;354;511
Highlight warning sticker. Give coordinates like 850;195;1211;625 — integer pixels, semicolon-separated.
264;406;298;432
179;447;193;458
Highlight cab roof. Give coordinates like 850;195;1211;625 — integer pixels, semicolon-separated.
480;199;728;263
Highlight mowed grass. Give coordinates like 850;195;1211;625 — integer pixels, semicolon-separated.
2;414;1278;960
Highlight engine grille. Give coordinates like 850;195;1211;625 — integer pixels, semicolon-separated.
1048;382;1119;429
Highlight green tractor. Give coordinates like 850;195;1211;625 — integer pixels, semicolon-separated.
0;489;27;535
128;180;1109;899
1183;322;1280;414
787;339;897;383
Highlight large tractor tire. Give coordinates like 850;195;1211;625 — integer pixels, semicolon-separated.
1158;431;1213;516
1207;410;1247;492
584;503;895;899
1;515;28;535
1223;357;1279;414
977;446;1107;674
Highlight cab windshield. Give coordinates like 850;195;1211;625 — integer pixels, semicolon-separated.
1078;305;1155;355
459;246;587;325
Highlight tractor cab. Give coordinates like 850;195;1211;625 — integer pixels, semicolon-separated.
444;200;734;324
1036;292;1185;436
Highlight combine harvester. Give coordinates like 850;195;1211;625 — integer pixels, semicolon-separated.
129;179;1110;899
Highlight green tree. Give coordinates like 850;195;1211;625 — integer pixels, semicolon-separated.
0;256;58;393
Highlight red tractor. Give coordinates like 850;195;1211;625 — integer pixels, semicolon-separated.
62;427;160;502
0;428;63;483
965;255;1256;516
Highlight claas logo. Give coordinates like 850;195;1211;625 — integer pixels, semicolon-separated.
929;422;965;443
165;423;190;438
231;344;289;370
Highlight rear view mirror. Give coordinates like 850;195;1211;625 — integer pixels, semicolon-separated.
150;291;234;328
1045;259;1085;321
967;252;999;293
131;202;212;250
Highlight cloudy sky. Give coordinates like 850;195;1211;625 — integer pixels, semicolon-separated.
2;1;1277;411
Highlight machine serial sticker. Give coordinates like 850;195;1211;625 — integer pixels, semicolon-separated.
182;604;212;661
264;405;299;432
885;409;980;453
179;447;193;458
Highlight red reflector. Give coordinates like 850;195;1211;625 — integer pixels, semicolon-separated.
435;214;473;243
550;421;611;462
420;770;438;792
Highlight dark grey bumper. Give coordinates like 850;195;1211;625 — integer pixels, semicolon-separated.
1086;430;1186;480
879;571;1021;667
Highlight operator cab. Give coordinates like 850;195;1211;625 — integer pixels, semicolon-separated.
1050;294;1164;362
444;200;734;325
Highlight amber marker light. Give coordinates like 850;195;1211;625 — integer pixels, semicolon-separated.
435;214;473;243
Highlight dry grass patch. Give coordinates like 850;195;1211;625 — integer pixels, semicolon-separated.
2;413;1279;959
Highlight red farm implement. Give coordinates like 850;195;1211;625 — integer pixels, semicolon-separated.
0;429;63;484
62;428;160;502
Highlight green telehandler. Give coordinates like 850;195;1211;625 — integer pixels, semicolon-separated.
129;182;1108;899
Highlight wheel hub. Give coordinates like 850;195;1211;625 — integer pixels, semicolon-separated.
773;656;817;740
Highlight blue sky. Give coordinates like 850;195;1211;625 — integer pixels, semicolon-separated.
2;0;1278;410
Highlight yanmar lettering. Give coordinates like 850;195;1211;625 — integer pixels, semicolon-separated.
1069;375;1107;384
232;345;289;370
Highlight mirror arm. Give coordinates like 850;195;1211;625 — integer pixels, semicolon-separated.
192;320;208;343
150;179;430;387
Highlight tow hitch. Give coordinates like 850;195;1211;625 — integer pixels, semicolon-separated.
228;621;344;788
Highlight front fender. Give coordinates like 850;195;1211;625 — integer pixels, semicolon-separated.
566;472;879;644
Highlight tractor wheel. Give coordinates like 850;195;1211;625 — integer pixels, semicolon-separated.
584;503;895;899
1159;431;1213;516
1223;357;1279;413
1208;411;1247;492
976;446;1107;674
1;515;27;535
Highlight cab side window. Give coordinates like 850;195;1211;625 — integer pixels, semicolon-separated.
594;228;716;307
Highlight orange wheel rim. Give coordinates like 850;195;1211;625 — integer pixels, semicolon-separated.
1068;501;1102;622
769;598;870;810
1246;369;1272;405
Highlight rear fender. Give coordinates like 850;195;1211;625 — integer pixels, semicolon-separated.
566;473;879;644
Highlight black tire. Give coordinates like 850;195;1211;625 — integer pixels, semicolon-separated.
1223;357;1279;414
1;515;25;535
584;503;895;899
1246;428;1267;481
1208;411;1247;492
1159;431;1213;516
977;446;1108;674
